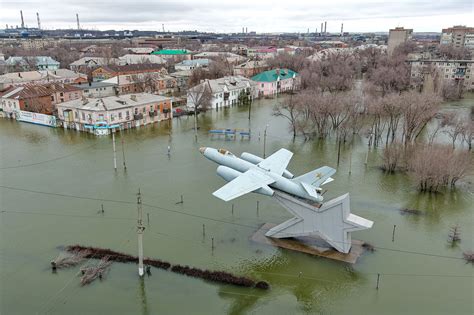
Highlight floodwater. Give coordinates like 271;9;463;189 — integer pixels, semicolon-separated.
0;97;473;315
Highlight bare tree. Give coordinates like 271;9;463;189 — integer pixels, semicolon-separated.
442;112;465;149
187;82;213;141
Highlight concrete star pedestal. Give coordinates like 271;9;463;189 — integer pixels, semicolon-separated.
251;191;373;263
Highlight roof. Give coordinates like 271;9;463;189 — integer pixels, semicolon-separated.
57;93;172;111
72;81;117;90
102;71;173;85
189;76;256;94
118;54;165;65
69;57;118;67
151;49;189;55
251;69;298;82
235;60;268;69
5;56;60;66
1;82;80;99
176;59;210;66
0;69;87;84
169;70;192;77
97;63;167;74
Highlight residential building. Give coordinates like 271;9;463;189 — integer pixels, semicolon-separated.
440;25;474;48
72;81;117;98
233;60;270;77
0;83;82;117
124;47;155;55
19;39;59;50
0;53;6;74
92;64;167;81
56;93;173;134
251;68;300;97
169;70;192;93
387;27;413;55
193;52;245;64
246;47;278;59
151;49;192;61
0;69;87;90
187;76;257;110
69;57;119;72
102;71;176;95
463;34;474;50
408;59;474;91
174;59;209;71
118;54;165;66
5;56;60;71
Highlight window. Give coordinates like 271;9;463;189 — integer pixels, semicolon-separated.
81;112;85;120
142;107;146;113
75;111;78;119
60;92;64;97
51;96;54;101
118;112;122;119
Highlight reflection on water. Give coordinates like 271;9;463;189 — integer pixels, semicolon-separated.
0;96;472;314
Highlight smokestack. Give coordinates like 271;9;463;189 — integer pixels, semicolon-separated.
242;27;244;34
162;23;165;33
324;21;327;34
320;22;323;36
341;23;343;36
76;13;80;30
245;27;248;33
20;10;25;29
36;12;41;30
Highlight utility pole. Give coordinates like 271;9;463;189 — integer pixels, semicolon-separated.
137;188;145;277
263;124;269;158
112;130;117;171
121;131;127;170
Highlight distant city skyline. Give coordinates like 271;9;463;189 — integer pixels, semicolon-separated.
1;0;472;33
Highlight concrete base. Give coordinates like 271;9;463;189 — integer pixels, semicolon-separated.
251;223;366;264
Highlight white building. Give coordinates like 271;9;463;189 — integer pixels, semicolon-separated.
118;54;165;65
187;76;257;110
69;57;119;71
174;59;210;71
56;93;173;135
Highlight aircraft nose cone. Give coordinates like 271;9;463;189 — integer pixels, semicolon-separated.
199;147;207;154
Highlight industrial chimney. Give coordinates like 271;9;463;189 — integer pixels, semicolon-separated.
320;22;323;36
341;23;343;36
76;13;80;30
324;21;327;34
20;10;25;29
36;12;41;30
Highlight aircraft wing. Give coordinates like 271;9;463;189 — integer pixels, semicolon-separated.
257;148;293;176
213;168;275;202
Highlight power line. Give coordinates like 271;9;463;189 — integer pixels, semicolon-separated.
0;185;467;261
0;143;96;170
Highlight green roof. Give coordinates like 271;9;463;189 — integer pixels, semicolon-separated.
152;49;189;55
251;69;298;82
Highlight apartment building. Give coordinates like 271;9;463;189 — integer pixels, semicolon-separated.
387;27;413;55
409;59;474;91
440;25;474;49
56;93;173;134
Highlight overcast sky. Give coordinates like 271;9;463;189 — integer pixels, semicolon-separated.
1;0;472;33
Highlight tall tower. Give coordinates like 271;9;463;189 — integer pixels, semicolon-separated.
320;22;323;35
36;12;41;30
341;23;343;36
324;21;327;34
20;10;25;29
76;13;80;30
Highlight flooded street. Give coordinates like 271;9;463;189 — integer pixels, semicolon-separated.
1;97;473;315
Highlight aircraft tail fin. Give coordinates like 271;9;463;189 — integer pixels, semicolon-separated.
294;166;336;188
